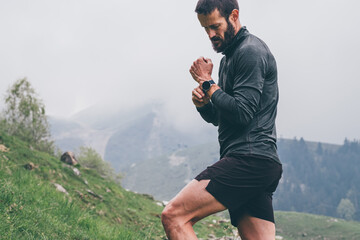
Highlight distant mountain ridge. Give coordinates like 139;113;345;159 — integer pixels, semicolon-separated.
50;101;217;168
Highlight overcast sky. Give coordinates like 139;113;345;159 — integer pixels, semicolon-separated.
1;0;359;144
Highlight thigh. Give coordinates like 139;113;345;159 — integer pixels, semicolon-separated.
237;214;275;240
166;179;227;224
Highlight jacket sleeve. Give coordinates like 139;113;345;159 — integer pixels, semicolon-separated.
196;102;219;126
211;45;266;126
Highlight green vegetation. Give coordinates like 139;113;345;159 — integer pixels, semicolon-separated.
275;211;360;240
1;78;54;154
76;146;121;183
0;132;156;239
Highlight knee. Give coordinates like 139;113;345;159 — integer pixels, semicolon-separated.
161;203;181;230
161;204;175;227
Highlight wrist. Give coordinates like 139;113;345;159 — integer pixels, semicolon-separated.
207;84;220;98
199;75;212;82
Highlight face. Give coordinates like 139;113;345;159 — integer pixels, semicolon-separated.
197;9;236;53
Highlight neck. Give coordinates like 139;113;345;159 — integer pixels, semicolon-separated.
234;22;242;35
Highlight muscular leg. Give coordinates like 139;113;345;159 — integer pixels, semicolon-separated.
237;214;275;240
161;179;227;240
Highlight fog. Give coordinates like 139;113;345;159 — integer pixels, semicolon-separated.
1;0;359;144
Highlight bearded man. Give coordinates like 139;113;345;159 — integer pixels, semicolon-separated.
161;0;282;239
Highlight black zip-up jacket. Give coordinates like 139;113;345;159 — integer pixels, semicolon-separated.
197;27;281;164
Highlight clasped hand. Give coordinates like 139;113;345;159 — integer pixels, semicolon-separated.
189;57;213;83
190;57;213;107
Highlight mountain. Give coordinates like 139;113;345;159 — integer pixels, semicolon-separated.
104;110;217;173
49;102;164;157
48;116;86;152
49;101;217;171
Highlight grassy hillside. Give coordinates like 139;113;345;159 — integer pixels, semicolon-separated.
0;132;234;239
275;211;360;240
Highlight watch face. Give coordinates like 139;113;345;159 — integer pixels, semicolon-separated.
202;81;211;91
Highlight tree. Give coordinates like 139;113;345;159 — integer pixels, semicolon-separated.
337;198;356;220
316;142;323;155
1;78;54;153
76;146;121;183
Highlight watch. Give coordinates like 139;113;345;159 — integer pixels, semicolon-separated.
201;80;215;93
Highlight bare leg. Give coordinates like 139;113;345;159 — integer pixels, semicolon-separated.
161;179;227;240
237;214;276;240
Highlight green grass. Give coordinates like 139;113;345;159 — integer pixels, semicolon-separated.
275;211;360;240
0;134;146;239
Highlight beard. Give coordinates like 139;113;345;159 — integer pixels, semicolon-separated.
211;19;236;53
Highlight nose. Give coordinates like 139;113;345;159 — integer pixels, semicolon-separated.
207;29;216;39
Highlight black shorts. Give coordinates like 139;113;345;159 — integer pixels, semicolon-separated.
195;154;282;227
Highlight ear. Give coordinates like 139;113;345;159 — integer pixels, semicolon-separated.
229;9;239;22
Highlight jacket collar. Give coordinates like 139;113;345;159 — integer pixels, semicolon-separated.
222;26;249;56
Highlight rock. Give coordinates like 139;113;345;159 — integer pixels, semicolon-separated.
6;166;12;175
156;202;164;207
327;218;339;223
54;183;69;195
75;190;84;198
219;219;230;223
150;212;161;218
86;189;103;200
24;162;35;170
208;234;216;239
73;167;80;176
0;144;9;152
97;210;105;216
60;151;78;165
114;217;122;224
141;193;154;200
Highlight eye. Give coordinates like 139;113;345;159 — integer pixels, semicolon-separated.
210;24;220;30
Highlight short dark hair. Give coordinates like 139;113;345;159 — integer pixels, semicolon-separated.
195;0;239;19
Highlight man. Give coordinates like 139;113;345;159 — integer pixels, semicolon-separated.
161;0;282;239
